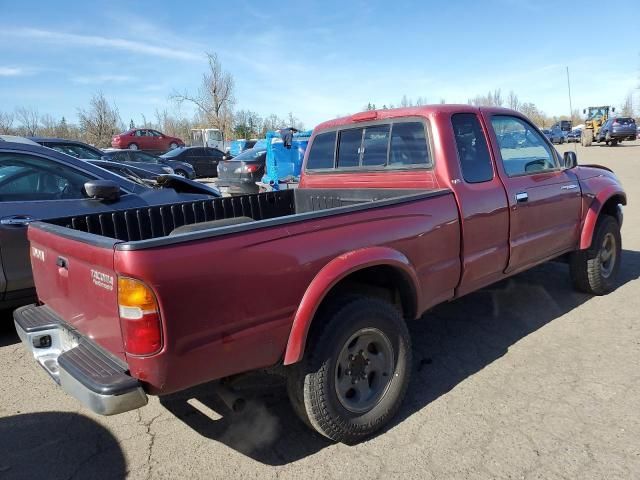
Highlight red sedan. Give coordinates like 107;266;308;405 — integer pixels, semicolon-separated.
111;128;184;152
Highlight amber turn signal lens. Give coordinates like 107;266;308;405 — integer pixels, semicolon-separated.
118;277;157;312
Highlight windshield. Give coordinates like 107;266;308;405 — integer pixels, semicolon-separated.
131;152;160;163
229;148;267;162
587;107;607;120
160;147;185;158
50;144;103;159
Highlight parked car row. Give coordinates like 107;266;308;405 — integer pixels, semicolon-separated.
0;137;221;310
541;126;565;144
566;129;582;143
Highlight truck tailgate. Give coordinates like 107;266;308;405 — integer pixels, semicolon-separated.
28;224;126;361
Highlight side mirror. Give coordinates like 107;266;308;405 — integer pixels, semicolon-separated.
84;180;121;202
563;151;577;169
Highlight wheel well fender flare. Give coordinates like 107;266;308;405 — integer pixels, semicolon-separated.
282;246;420;365
579;188;626;250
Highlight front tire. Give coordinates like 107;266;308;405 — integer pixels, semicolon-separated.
287;296;411;444
174;169;187;178
570;215;621;295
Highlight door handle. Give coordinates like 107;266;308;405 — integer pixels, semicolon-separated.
0;215;34;226
515;192;528;203
561;184;579;190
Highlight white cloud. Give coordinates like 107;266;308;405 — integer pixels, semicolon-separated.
71;74;134;85
3;28;203;62
0;67;25;76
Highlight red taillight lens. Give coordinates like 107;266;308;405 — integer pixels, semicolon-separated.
244;164;260;173
118;277;162;356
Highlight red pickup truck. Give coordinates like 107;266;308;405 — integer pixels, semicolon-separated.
15;105;626;443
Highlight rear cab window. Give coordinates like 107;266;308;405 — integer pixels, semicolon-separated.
306;119;431;172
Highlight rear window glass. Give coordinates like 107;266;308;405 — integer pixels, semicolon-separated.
337;128;363;168
362;125;390;167
615;117;634;124
388;122;430;166
306;120;430;171
306;131;336;170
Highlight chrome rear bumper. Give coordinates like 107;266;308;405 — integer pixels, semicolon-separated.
14;304;147;415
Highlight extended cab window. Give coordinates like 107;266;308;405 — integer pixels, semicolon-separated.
306;131;336;170
491;116;557;177
451;113;493;183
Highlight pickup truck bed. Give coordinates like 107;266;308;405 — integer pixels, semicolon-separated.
44;188;447;246
22;186;460;411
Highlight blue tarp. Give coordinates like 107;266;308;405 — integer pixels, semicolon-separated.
229;140;247;157
261;130;312;188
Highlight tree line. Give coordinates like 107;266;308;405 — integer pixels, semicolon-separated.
365;89;638;128
0;52;304;148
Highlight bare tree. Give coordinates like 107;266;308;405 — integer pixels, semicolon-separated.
507;91;520;111
15;106;40;136
620;92;634;117
171;52;236;138
468;89;503;107
0;111;14;134
77;92;121;147
40;114;58;137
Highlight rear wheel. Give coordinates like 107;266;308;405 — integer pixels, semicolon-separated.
570;215;621;295
287;296;411;444
128;143;139;150
174;169;187;178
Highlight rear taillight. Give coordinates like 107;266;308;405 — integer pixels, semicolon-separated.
118;277;162;356
244;164;260;173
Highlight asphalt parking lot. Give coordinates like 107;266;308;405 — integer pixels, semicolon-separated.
1;141;639;479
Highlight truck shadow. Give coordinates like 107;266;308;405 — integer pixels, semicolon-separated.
161;249;640;465
0;309;19;347
0;411;126;479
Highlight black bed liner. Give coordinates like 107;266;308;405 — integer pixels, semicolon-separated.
35;188;451;250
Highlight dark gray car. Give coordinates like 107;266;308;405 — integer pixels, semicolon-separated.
596;117;637;145
30;138;176;177
160;146;225;177
101;149;196;179
0;141;217;310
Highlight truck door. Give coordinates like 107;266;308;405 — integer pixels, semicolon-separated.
483;113;582;273
448;113;510;296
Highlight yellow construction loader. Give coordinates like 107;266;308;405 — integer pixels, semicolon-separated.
581;105;615;146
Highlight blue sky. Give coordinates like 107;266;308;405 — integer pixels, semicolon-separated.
0;0;638;129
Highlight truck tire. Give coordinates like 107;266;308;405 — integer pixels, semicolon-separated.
582;129;593;147
570;215;621;295
287;296;411;443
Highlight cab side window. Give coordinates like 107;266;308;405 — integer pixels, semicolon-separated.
451;113;494;183
491;115;557;176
